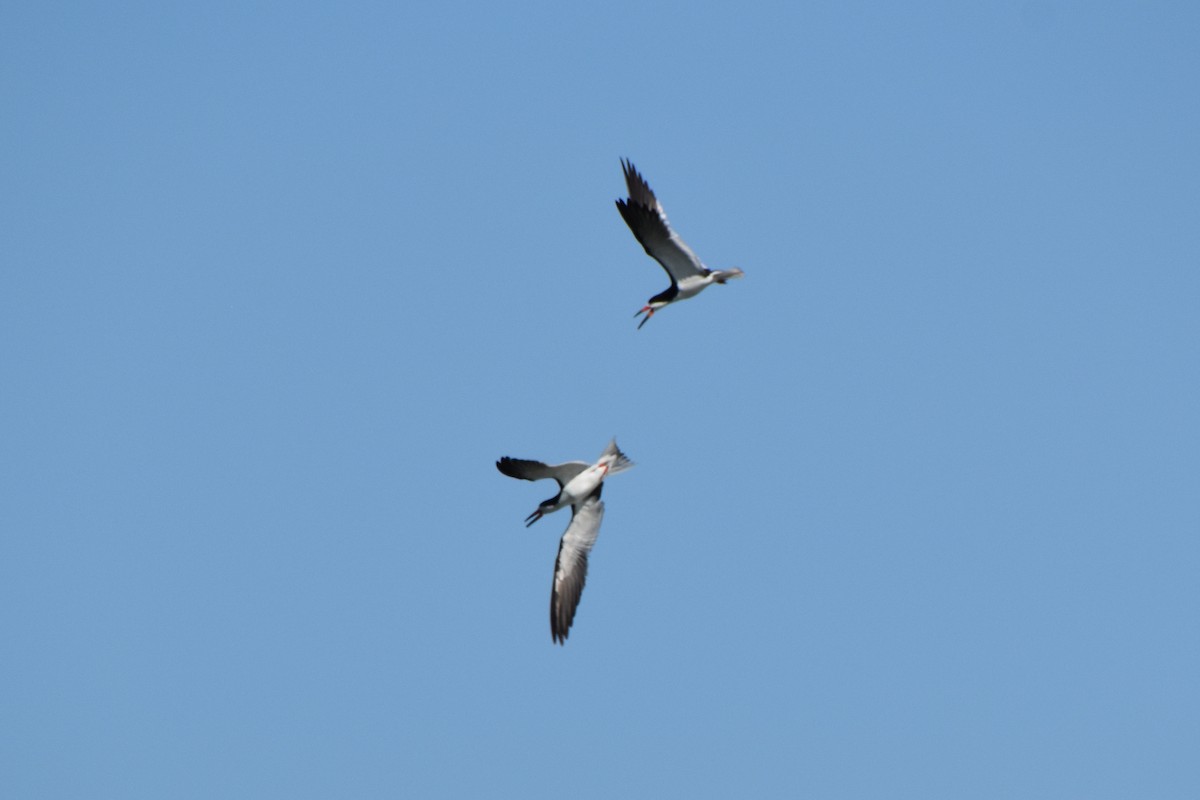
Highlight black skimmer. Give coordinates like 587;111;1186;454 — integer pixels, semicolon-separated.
616;158;744;329
496;439;634;644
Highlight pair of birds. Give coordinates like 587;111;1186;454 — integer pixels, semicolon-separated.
497;159;745;644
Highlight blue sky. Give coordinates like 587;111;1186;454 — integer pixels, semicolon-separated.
2;1;1198;797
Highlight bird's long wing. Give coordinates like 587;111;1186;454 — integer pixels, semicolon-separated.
496;457;589;488
615;158;707;284
550;491;604;644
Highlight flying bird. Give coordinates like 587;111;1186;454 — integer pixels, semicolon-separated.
496;439;634;644
615;158;744;329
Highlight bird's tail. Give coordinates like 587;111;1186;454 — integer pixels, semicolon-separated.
712;267;744;284
599;438;635;476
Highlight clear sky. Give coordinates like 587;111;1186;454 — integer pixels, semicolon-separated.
2;1;1198;797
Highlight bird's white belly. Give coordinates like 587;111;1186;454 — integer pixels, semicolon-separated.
560;467;604;505
675;275;714;300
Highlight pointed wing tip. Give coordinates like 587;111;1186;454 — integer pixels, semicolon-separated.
626;160;646;183
551;612;570;645
495;456;531;480
549;618;573;647
618;158;652;197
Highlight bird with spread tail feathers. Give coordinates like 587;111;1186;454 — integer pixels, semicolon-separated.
615;158;744;328
496;439;634;644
